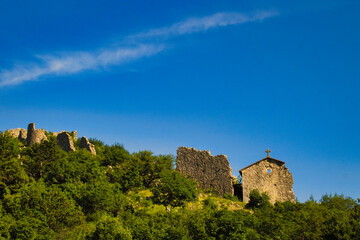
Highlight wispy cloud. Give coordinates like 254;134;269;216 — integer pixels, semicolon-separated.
131;11;278;39
0;45;164;87
0;10;278;88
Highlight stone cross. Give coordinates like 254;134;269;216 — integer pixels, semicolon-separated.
265;148;271;157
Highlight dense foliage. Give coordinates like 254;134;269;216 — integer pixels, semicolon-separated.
0;132;359;239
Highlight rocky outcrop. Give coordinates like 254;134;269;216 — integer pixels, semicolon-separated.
79;137;96;155
57;132;76;152
5;128;27;141
176;147;234;196
27;123;47;146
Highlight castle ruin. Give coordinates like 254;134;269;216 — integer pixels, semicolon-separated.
27;123;47;146
5;123;96;155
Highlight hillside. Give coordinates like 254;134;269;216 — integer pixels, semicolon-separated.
0;131;359;239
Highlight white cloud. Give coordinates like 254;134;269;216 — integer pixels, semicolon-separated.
131;11;278;39
0;44;164;87
0;10;278;88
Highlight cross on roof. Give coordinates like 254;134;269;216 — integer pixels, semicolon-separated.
265;148;271;157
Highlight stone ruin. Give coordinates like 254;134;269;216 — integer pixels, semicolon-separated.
56;132;76;152
4;123;295;203
239;154;295;204
27;122;48;146
4;123;96;155
79;137;96;155
6;128;27;142
176;147;235;196
176;146;295;203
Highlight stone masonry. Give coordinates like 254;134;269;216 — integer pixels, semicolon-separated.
176;147;234;196
27;123;47;146
57;132;76;152
5;128;27;141
239;156;295;204
79;137;96;155
5;123;95;155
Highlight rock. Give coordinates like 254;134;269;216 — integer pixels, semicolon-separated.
57;131;76;152
79;137;96;155
5;128;27;141
176;147;234;196
27;123;47;146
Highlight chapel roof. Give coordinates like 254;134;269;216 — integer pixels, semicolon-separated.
239;156;285;173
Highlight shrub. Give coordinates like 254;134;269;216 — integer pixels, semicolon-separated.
245;189;271;209
152;171;197;207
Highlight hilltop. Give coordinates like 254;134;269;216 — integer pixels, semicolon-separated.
0;126;359;239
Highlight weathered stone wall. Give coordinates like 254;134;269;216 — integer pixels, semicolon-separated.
241;158;295;204
57;132;76;152
26;123;47;146
71;131;77;141
79;137;96;155
176;147;234;196
53;131;77;141
5;123;94;154
5;128;27;141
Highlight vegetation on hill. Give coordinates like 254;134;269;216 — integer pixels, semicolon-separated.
0;132;359;239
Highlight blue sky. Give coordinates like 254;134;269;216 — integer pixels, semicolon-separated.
0;0;359;202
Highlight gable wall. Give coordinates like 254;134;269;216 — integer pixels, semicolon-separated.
241;159;295;204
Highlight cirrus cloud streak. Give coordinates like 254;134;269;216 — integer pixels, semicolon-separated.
0;10;278;88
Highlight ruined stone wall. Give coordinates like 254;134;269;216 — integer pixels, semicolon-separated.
241;159;295;204
26;123;47;146
5;128;27;141
176;147;234;196
5;123;95;154
57;132;76;152
79;137;96;155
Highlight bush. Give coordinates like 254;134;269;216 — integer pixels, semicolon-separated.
245;189;271;209
90;215;132;240
151;171;197;207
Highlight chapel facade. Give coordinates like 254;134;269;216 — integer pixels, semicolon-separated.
239;149;295;204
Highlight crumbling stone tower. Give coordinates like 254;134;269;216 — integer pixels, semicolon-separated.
26;123;47;146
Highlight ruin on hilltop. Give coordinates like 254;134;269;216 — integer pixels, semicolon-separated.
5;123;96;155
176;147;295;203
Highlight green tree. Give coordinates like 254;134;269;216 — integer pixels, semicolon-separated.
9;217;55;240
90;215;132;240
133;151;173;188
151;171;197;207
0;132;20;161
0;157;29;197
21;139;65;180
101;144;132;166
3;181;84;232
245;189;271;209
